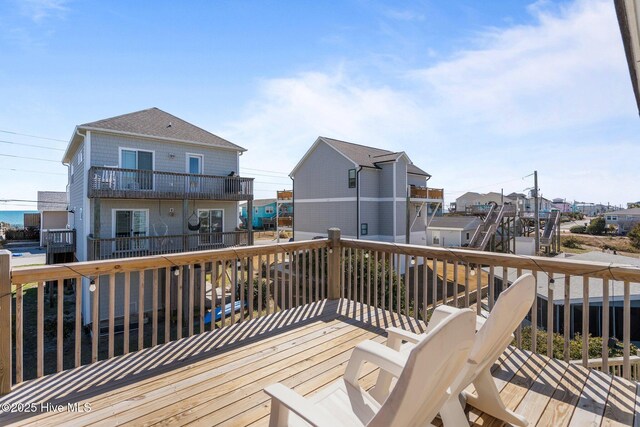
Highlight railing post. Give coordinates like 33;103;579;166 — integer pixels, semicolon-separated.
0;250;12;395
327;228;341;300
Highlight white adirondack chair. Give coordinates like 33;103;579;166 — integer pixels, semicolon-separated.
264;308;476;427
371;273;536;426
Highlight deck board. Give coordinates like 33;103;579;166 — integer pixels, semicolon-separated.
0;299;638;427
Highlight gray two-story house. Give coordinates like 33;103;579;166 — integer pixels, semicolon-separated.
290;137;443;244
62;107;254;325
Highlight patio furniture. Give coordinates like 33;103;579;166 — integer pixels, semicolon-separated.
264;308;476;426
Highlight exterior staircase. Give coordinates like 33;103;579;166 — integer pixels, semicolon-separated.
468;204;516;251
540;210;560;247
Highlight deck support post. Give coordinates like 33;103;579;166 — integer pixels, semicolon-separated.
0;250;11;395
327;228;341;300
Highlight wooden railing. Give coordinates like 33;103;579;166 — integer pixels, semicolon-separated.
43;229;76;255
572;355;640;380
277;190;293;200
2;239;329;391
88;231;249;260
409;186;444;200
277;216;293;228
88;166;254;201
3;228;640;395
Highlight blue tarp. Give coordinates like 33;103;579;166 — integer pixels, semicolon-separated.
204;300;246;324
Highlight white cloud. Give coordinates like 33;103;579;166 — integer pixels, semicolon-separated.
18;0;68;22
225;0;639;205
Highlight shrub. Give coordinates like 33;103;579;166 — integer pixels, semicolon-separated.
562;236;582;249
240;278;269;310
629;223;640;249
570;225;587;234
586;217;606;235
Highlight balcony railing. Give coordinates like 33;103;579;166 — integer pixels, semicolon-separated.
43;229;76;255
88;166;254;200
3;228;640;395
276;190;293;200
88;231;248;260
409;186;444;200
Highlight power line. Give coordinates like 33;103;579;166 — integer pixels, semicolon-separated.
0;139;65;151
244;171;292;179
0;129;67;142
0;167;66;176
241;167;289;176
0;153;60;163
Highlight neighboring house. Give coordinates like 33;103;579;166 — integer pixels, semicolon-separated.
605;207;640;234
493;251;640;342
290;136;443;244
61;107;254;325
452;192;513;213
241;199;277;229
37;191;69;247
573;203;614;217
551;198;572;213
426;216;481;247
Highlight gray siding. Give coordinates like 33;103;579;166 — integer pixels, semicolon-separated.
407;174;426;187
91;132;238;176
378;201;394;237
395;160;408;240
359;168;379;198
294;201;357;239
359;200;379;238
293;141;356;199
68;141;85;260
378;163;394;198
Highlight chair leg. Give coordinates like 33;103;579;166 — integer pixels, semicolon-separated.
370;335;403;403
462;369;528;427
269;398;289;427
439;395;469;426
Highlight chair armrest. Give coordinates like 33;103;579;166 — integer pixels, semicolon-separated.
386;327;423;351
264;383;338;427
344;340;407;387
475;314;488;331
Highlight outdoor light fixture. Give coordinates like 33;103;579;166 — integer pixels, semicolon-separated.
470;266;476;276
174;268;180;276
89;279;96;292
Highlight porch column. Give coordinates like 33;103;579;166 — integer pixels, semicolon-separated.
327;228;342;300
247;200;254;245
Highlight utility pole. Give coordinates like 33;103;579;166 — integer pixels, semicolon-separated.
534;170;540;254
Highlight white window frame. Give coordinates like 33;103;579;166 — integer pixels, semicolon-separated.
197;208;225;245
118;147;155;191
186;153;204;174
77;150;83;164
111;208;150;253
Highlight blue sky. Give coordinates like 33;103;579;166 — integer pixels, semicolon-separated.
1;0;638;209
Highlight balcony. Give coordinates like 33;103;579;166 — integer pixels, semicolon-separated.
2;233;640;425
88;231;249;260
88;166;254;201
410;185;444;200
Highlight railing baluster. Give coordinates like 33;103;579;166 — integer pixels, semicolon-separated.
413;256;418;320
422;256;428;320
258;255;263;314
367;251;372;310
273;254;278;311
15;283;23;383
453;261;459;308
515;268;523;348
602;278;609;372
248;257;254;318
346;248;351;302
240;258;246;321
177;266;183;339
199;264;205;331
476;265;481;316
531;270;538;354
321;248;325;301
189;264;195;336
288;253;293;309
312;249;320;302
360;250;365;307
138;270;145;350
380;252;386;312
265;255;271;315
294;251;299;307
57;279;64;371
464;263;470;308
624;280;630;380
432;258;438;315
563;275;570;362
153;268;159;345
280;251;286;308
232;259;237;323
547;273;554;358
374;251;378;310
108;274;115;359
91;279;98;364
124;272;130;353
75;276;82;368
488;264;494;311
443;259;448;307
395;253;400;316
164;267;171;339
341;247;346;300
582;275;589;367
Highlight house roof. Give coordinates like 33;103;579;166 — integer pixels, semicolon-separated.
37;191;67;211
492;251;640;303
318;137;431;177
606;207;640;216
63;108;244;163
427;216;481;230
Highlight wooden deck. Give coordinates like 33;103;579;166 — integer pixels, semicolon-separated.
0;299;638;426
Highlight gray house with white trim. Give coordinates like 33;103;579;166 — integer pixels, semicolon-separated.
62;108;254;325
290;137;443;244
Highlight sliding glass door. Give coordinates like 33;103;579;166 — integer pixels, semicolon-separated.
121;149;153;190
114;209;149;252
198;209;223;245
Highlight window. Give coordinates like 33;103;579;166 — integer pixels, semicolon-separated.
348;169;356;188
114;209;148;252
77;150;83;164
466;232;470;240
120;149;154;190
265;206;274;214
433;236;440;245
70;163;75;183
360;223;368;236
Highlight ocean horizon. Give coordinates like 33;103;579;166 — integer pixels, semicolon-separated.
0;210;38;228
